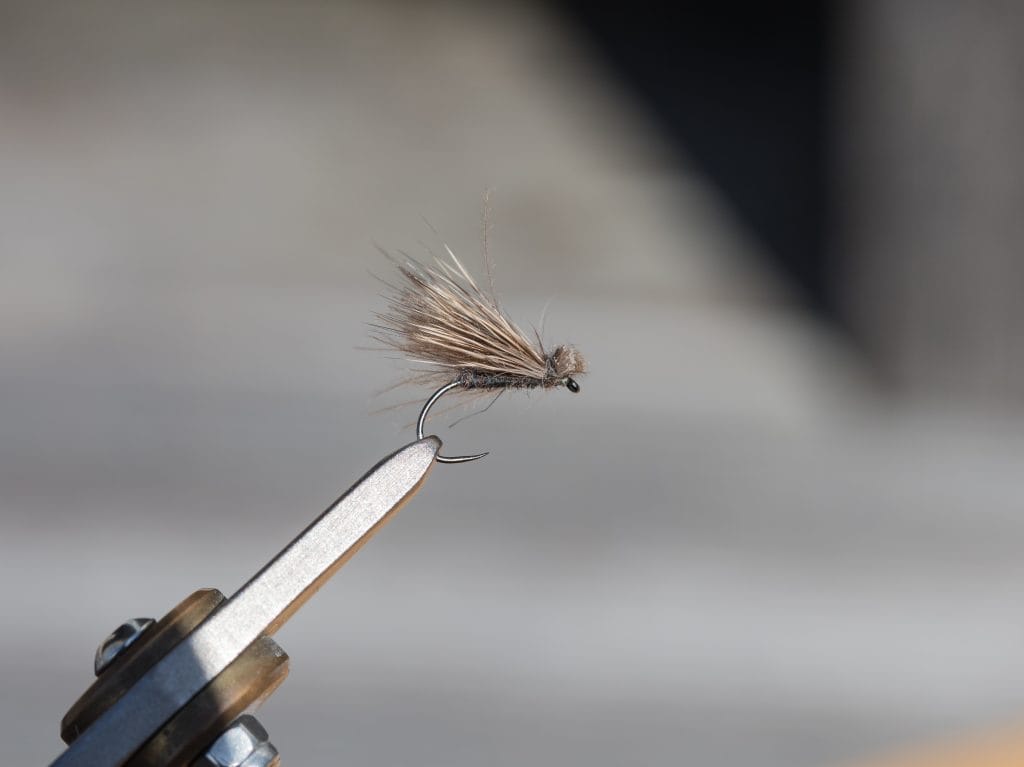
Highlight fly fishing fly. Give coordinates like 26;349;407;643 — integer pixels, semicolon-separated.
373;244;586;464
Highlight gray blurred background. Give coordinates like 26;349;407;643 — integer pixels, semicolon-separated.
4;2;1024;765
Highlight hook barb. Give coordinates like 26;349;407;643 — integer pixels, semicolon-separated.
417;382;489;464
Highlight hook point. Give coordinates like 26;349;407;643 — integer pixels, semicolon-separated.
417;382;489;464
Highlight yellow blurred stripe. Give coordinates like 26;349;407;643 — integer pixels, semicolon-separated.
848;724;1024;767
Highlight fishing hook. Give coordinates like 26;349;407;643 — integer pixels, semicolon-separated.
417;381;489;464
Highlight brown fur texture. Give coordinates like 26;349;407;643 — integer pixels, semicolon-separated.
373;246;586;393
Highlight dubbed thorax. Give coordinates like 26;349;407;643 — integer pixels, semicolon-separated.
548;345;586;379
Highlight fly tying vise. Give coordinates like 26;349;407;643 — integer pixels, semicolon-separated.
374;245;586;463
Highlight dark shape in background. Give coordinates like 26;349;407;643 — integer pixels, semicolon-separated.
561;2;835;320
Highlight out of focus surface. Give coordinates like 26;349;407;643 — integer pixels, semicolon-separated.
4;3;1024;766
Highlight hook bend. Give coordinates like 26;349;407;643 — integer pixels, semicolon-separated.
417;381;489;464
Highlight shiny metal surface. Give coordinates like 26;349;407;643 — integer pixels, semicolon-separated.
49;437;439;767
417;382;489;464
124;633;288;766
197;716;279;767
94;619;155;676
63;591;227;745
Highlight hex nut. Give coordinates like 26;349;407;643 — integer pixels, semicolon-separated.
197;715;280;767
94;617;155;676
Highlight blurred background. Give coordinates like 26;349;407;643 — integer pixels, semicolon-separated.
4;2;1024;765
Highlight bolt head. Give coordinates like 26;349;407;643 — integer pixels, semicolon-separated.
94;618;154;675
198;715;279;767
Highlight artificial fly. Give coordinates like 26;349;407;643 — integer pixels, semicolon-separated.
373;245;586;464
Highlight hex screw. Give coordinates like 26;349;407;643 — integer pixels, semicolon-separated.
197;715;280;767
93;618;155;676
